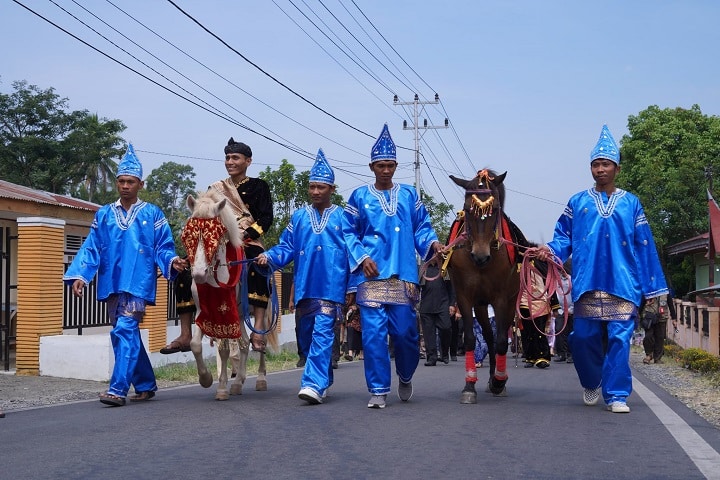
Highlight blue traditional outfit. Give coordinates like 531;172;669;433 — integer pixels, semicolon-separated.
545;125;668;408
263;150;348;402
342;124;439;399
64;145;179;400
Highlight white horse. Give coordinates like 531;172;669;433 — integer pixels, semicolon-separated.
182;190;277;400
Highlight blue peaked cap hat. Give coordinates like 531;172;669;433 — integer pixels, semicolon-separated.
117;143;143;179
590;124;620;164
371;123;396;163
309;148;335;185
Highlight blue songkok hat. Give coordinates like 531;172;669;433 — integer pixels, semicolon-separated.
590;124;620;164
309;148;335;185
370;123;397;163
117;143;143;179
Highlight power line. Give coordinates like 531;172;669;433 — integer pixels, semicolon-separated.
165;0;374;139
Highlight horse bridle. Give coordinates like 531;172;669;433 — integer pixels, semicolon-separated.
463;171;502;250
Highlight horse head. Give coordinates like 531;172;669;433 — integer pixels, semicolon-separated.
450;169;507;267
182;190;244;285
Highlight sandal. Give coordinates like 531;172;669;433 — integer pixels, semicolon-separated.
160;339;191;354
99;392;126;407
250;332;266;353
129;391;156;402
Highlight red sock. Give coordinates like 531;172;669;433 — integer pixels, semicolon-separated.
495;354;508;380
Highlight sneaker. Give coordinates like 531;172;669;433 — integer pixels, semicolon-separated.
553;356;566;362
367;394;386;409
566;355;574;364
583;387;601;406
535;359;550;369
608;401;630;413
642;355;652;364
298;387;322;405
398;380;413;402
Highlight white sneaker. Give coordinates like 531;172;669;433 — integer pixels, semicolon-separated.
608;401;630;413
298;387;322;405
583;387;601;406
367;394;387;409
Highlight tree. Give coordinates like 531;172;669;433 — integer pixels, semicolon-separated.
421;190;454;243
259;159;302;248
0;80;127;197
618;105;720;294
0;80;75;191
64;113;126;203
144;162;197;253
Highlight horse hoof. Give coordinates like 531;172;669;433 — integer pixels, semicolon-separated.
255;379;268;391
199;372;213;388
488;379;507;396
460;391;477;404
230;384;243;395
215;390;229;401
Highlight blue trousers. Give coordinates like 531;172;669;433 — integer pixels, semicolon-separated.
359;303;419;395
108;316;157;397
297;311;335;396
569;317;635;404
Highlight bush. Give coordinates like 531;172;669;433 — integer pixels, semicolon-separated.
678;347;720;373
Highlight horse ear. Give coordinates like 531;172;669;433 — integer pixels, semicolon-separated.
187;195;196;211
450;175;471;190
494;171;508;185
217;198;227;210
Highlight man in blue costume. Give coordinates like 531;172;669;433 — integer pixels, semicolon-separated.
342;124;442;409
257;149;348;405
64;145;186;407
537;125;668;413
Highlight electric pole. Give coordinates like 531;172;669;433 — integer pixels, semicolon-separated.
393;93;448;196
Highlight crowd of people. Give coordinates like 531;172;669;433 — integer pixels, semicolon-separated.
56;122;673;416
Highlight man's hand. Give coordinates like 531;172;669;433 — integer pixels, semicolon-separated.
535;245;552;262
172;257;188;272
256;253;268;266
361;257;379;278
72;279;85;298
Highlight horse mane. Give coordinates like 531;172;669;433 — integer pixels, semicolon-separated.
191;190;244;248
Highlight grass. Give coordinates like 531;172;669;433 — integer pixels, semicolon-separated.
154;350;301;383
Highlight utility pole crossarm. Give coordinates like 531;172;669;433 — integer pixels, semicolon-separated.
393;93;448;196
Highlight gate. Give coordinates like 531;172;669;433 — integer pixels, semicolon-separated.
1;226;18;371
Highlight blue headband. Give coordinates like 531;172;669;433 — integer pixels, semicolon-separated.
117;143;143;179
590;124;620;164
309;148;335;185
370;123;396;163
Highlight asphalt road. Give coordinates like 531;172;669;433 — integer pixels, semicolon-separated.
1;357;720;479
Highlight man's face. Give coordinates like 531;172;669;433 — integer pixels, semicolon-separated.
370;160;397;183
309;182;334;208
225;152;251;176
591;159;619;188
116;175;143;201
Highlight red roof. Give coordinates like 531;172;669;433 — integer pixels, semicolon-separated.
0;179;100;212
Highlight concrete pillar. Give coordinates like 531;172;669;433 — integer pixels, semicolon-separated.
707;307;720;357
15;217;65;375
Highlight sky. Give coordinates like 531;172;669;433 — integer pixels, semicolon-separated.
3;0;720;242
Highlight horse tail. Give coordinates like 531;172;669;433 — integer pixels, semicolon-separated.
265;306;280;352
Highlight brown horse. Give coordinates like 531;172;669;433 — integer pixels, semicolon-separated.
447;169;530;404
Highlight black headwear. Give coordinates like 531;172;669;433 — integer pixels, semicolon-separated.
224;137;252;157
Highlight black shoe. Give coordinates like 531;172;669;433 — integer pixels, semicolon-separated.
424;357;437;366
566;356;574;364
450;355;458;362
554;356;566;362
331;359;339;369
441;355;450;364
296;356;306;368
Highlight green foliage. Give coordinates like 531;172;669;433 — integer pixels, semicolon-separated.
143;162;197;255
153;350;300;382
421;190;453;242
618;105;720;295
677;347;720;373
0;80;126;196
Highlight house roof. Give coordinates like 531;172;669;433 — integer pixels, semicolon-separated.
0;179;100;212
667;232;708;257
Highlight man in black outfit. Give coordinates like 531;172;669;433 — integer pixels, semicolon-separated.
419;264;454;366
